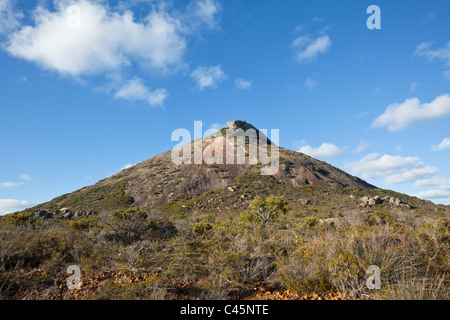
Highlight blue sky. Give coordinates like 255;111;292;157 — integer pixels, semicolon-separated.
1;0;450;214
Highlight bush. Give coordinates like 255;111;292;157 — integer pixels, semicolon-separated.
193;222;213;235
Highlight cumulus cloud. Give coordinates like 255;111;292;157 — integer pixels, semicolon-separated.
416;189;450;200
414;41;450;78
386;167;438;185
114;78;168;106
0;0;22;35
372;94;450;131
299;143;343;159
0;199;34;215
187;0;220;29
432;137;450;151
347;153;437;185
415;177;450;190
2;0;221;107
292;34;331;63
235;78;252;90
5;0;187;76
190;65;226;90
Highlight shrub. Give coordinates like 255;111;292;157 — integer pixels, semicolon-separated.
239;211;260;224
249;196;290;226
193;222;213;235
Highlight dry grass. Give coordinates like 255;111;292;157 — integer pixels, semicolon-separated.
1;191;448;300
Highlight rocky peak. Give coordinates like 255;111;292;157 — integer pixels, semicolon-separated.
226;120;257;132
224;120;271;144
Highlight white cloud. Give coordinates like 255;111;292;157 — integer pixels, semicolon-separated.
0;199;34;215
372;94;450;131
415;177;450;200
0;0;22;35
187;0;220;29
386;167;438;185
0;181;24;187
235;78;252;90
410;82;418;92
415;177;450;190
19;174;32;181
304;77;317;90
416;189;450;200
299;143;343;159
3;1;223;107
114;78;168;106
432;137;450;151
347;153;437;185
190;65;226;90
0;175;32;187
5;1;188;76
414;41;450;78
354;140;372;154
292;34;331;63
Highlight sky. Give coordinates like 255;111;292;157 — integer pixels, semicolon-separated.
1;0;450;215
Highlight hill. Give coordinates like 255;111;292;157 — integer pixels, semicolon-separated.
23;120;375;215
0;120;448;300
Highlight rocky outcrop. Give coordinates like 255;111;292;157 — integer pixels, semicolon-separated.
357;195;411;208
29;209;97;219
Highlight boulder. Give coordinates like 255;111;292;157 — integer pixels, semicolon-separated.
74;211;85;218
360;196;381;206
390;198;403;205
370;196;381;205
40;211;53;219
61;211;74;219
349;194;356;199
359;196;371;204
38;210;48;217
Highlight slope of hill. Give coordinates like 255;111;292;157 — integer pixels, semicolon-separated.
23;120;375;214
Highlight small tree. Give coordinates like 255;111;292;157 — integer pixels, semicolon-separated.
249;196;289;226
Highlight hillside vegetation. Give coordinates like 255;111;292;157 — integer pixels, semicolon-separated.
1;173;448;300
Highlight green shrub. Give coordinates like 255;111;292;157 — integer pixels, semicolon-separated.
193;222;213;235
302;217;319;228
239;211;259;224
